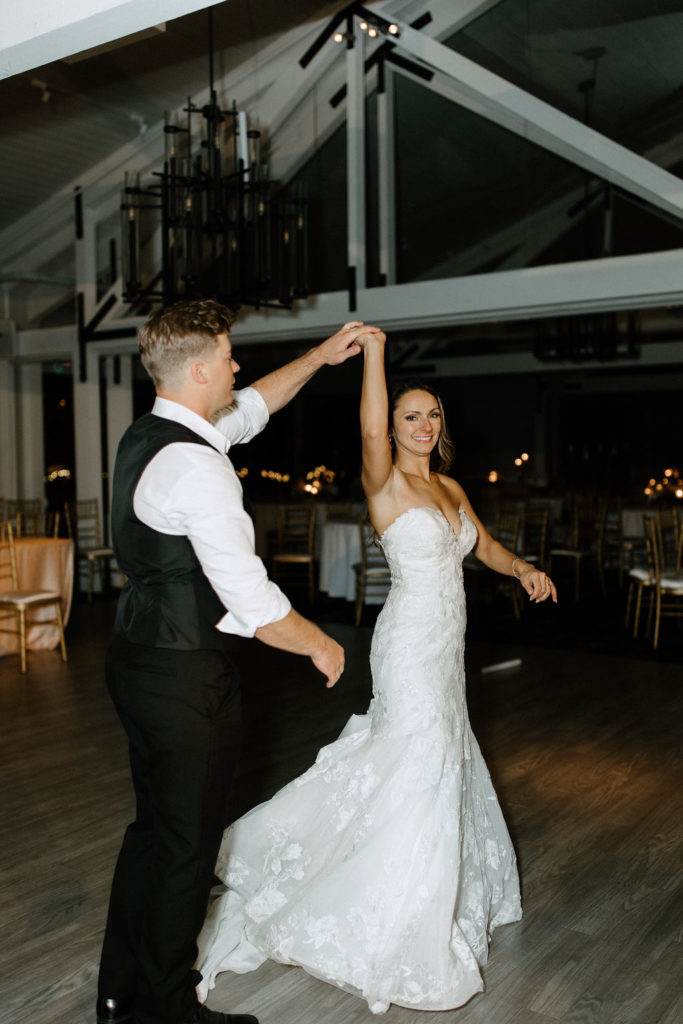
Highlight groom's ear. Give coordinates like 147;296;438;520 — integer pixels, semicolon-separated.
189;360;207;384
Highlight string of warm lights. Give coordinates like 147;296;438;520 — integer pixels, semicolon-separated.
44;468;72;483
488;452;531;484
260;470;289;483
643;468;683;499
333;18;400;43
304;465;335;494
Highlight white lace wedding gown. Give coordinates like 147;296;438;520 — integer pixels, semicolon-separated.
196;506;522;1014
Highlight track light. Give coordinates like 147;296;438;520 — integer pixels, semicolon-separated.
356;15;400;40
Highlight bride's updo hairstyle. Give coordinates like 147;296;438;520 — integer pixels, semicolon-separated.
389;379;455;473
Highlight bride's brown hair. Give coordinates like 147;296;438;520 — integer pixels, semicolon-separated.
389;380;455;474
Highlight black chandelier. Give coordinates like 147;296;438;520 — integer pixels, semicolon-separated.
121;11;308;311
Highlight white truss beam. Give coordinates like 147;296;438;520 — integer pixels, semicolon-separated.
418;341;683;379
387;17;683;222
91;247;683;347
347;19;367;295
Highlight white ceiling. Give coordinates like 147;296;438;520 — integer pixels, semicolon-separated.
0;0;681;239
0;0;682;340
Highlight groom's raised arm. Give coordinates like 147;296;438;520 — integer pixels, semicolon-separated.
250;321;383;414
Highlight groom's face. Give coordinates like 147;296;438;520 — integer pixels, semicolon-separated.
203;332;240;412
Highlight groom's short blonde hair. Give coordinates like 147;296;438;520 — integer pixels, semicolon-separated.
138;299;236;390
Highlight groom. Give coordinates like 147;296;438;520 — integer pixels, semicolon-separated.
97;300;379;1024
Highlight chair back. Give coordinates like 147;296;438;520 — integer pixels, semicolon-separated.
275;504;316;555
65;498;104;549
565;494;600;550
0;520;19;591
358;517;388;571
354;516;391;625
7;498;42;519
520;504;550;568
15;510;60;538
643;515;663;585
654;507;680;570
493;507;521;552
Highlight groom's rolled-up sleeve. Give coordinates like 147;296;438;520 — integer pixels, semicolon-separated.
135;442;291;638
213;386;270;444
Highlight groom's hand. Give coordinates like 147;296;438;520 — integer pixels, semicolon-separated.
317;321;384;366
311;634;346;688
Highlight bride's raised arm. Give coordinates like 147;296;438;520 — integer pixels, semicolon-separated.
358;332;391;499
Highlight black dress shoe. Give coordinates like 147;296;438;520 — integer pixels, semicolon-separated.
96;996;133;1023
184;1006;258;1024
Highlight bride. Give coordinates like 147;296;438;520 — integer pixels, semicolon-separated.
196;330;557;1014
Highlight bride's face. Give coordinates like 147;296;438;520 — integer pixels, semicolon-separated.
391;390;441;460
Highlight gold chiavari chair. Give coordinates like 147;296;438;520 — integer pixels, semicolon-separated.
7;498;42;528
0;520;67;673
352;517;392;626
641;515;683;649
519;504;550;571
604;498;644;587
624;513;654;637
271;504;317;604
548;495;605;601
493;506;523;618
15;510;60;538
64;498;115;601
653;507;680;571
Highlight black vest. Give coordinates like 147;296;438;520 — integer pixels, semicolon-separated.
111;414;227;650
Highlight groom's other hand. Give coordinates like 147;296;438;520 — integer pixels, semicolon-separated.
317;321;384;366
311;634;346;689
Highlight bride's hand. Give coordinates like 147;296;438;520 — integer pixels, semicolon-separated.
357;330;386;351
518;567;558;604
318;322;384;366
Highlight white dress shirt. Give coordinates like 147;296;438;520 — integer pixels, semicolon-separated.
132;388;291;638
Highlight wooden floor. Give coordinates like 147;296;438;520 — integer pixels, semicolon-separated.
0;593;681;1024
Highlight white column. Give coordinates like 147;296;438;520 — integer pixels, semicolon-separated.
0;358;18;498
75;196;97;325
346;18;366;299
377;61;396;285
16;363;44;499
72;344;103;504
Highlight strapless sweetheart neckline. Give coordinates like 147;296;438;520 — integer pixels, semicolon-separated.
379;504;469;542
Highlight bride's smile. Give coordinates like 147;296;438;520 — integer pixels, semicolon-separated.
391;389;441;458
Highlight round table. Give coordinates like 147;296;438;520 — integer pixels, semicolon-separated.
0;537;74;656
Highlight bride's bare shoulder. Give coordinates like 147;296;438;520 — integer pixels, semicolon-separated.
434;473;467;503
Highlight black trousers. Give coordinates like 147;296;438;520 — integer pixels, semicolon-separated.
99;636;242;1024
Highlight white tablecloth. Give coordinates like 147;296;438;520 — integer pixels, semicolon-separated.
0;537;74;655
319;520;388;604
319;521;360;600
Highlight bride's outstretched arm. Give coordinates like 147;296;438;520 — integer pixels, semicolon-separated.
358;332;392;499
442;477;558;604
